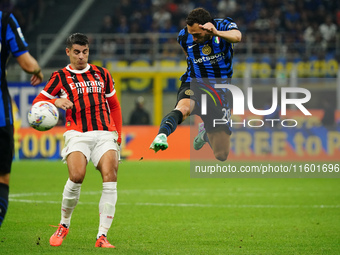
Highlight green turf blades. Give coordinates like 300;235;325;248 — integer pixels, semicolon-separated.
1;161;339;254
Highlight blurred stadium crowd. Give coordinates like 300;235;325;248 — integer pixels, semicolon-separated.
2;0;339;58
0;0;45;34
102;0;339;57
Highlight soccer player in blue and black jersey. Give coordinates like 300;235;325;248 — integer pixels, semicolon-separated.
150;7;241;161
0;11;43;227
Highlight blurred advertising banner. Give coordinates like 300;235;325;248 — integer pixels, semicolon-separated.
191;126;340;162
14;126;190;160
15;124;340;161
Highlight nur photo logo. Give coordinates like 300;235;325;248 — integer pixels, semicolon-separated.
201;84;312;128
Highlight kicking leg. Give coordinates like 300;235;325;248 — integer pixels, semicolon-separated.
150;98;194;152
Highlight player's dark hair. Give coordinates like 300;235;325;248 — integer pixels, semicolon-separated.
186;8;212;26
66;33;89;49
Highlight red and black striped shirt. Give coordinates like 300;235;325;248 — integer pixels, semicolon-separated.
34;64;122;138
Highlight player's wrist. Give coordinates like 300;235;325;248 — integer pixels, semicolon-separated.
28;68;42;75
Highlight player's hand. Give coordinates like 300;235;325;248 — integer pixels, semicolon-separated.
199;22;218;36
30;71;43;86
55;98;73;110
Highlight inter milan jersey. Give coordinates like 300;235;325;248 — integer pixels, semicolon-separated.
177;18;238;84
0;12;28;127
35;64;118;133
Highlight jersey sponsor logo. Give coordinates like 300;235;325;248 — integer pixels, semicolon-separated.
227;22;238;30
185;89;194;96
202;45;212;55
193;52;226;64
69;80;104;94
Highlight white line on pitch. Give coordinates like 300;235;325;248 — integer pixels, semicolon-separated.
9;199;340;209
9;190;334;198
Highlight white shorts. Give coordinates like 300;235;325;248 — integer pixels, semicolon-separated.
61;130;119;167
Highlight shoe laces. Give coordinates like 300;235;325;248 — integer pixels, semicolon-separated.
56;225;67;237
99;235;109;243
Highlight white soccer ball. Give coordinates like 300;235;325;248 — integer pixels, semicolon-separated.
28;101;59;131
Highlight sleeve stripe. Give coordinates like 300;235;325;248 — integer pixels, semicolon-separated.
106;89;116;98
41;90;57;99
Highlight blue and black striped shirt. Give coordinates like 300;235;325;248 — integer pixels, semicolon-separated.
177;18;238;84
0;12;28;127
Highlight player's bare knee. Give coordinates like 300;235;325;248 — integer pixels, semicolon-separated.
69;174;84;184
101;168;118;182
214;150;229;162
175;106;190;119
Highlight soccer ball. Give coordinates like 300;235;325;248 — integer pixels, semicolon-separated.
28;101;59;131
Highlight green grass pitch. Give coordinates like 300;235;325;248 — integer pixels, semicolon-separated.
0;160;339;254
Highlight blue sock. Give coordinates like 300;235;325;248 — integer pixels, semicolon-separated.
158;110;183;136
0;183;9;227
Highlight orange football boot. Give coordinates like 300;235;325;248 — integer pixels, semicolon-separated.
95;234;115;248
50;224;69;246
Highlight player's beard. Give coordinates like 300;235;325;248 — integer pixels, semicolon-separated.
197;34;212;44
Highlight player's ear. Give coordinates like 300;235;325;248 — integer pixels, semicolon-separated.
66;48;70;56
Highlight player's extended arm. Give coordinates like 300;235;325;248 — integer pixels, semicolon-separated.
199;23;242;43
33;93;73;110
16;52;44;86
107;93;122;144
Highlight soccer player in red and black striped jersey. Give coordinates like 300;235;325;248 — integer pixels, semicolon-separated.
32;33;121;248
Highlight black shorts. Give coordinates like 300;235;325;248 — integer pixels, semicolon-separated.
0;125;14;175
176;81;232;135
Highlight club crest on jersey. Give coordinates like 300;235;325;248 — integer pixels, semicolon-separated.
94;73;100;80
202;45;211;55
185;89;194;96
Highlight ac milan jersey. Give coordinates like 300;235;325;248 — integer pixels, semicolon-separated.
40;63;117;132
177;18;238;84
